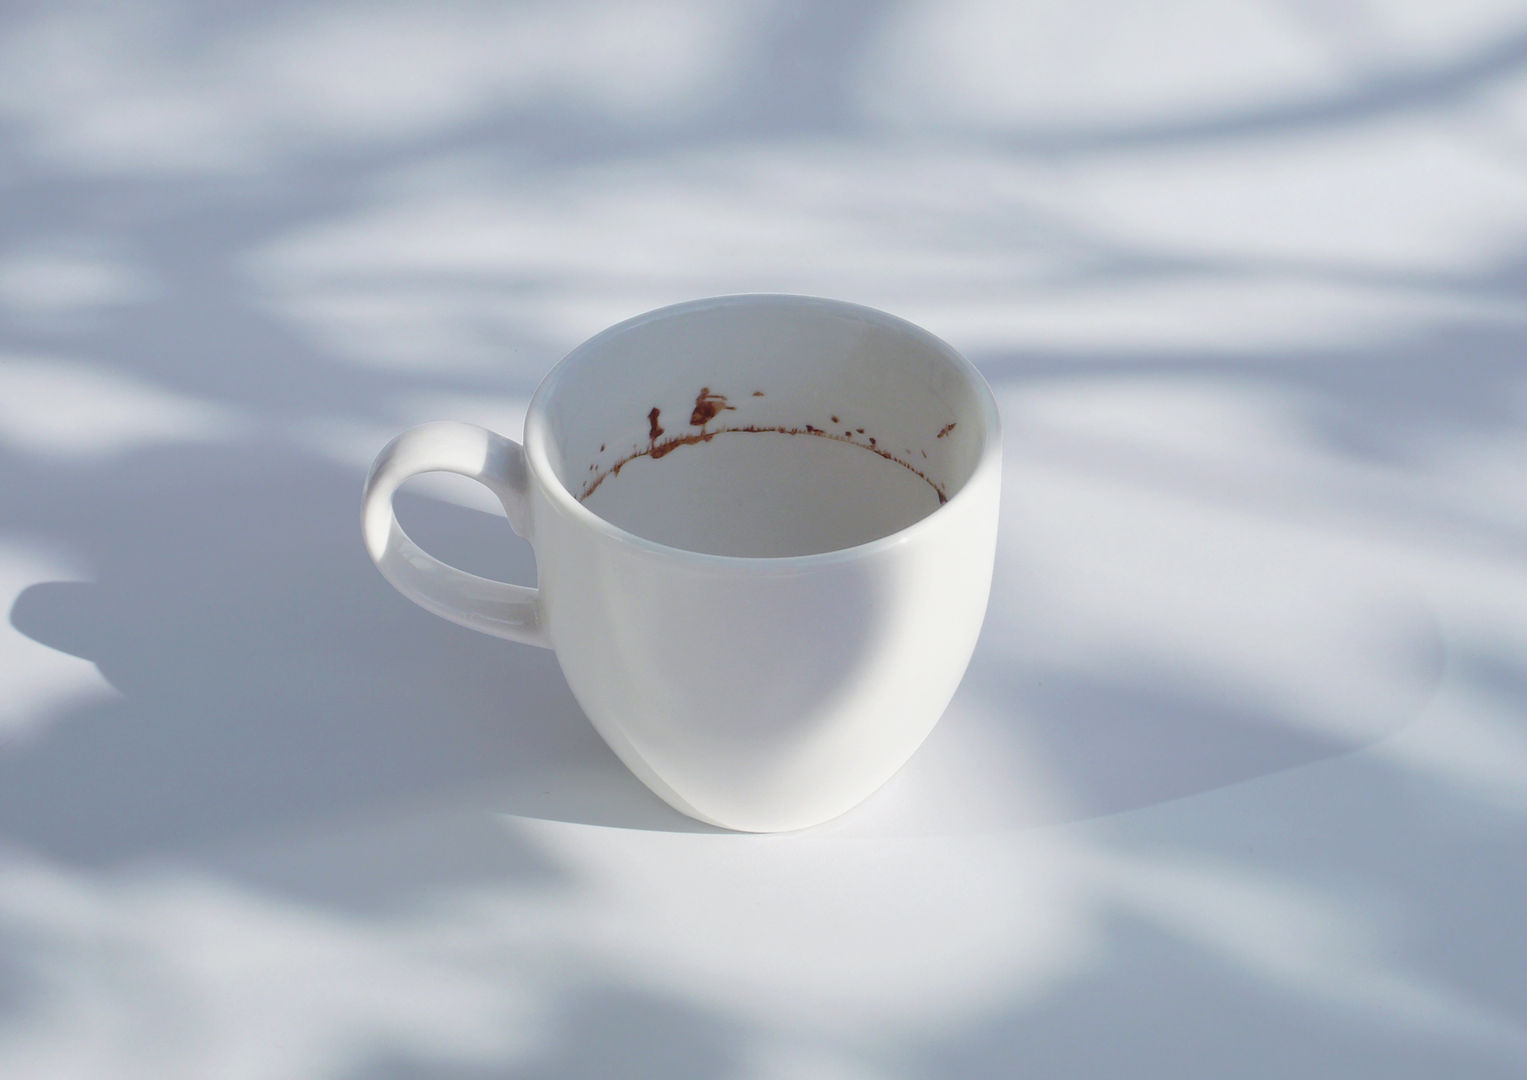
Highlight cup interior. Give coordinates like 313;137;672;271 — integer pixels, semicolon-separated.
530;296;992;557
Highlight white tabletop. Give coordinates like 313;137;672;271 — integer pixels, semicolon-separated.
2;2;1525;1077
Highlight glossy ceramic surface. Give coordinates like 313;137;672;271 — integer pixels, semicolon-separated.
362;295;1001;830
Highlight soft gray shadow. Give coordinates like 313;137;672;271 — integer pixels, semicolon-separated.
2;439;711;881
988;660;1398;822
348;986;740;1080
911;908;1527;1080
839;601;1443;839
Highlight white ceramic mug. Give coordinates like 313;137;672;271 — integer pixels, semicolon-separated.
362;295;1001;831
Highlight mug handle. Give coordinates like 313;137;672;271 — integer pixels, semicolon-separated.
362;421;550;648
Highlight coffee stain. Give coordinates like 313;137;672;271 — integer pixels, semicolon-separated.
690;387;735;426
580;389;947;504
650;433;693;460
936;422;956;438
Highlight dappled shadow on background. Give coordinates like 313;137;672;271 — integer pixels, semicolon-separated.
1;0;1526;1076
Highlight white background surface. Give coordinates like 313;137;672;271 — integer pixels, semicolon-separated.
2;1;1525;1077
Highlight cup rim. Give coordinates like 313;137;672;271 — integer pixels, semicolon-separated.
523;293;1001;567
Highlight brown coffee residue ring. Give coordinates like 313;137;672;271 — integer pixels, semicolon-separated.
580;388;950;504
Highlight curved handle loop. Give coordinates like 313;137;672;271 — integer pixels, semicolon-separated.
362;421;549;647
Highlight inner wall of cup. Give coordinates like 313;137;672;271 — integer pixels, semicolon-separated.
538;299;986;556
